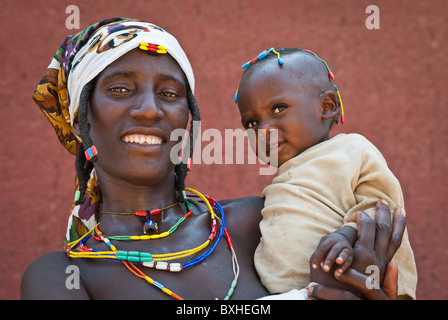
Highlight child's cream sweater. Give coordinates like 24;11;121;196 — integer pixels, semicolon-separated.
254;133;417;299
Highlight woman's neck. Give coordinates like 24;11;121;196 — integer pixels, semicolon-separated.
98;171;179;213
95;170;185;236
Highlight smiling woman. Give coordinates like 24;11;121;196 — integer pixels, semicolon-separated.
22;17;406;301
23;17;271;300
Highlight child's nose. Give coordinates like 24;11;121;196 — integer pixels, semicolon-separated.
258;122;276;139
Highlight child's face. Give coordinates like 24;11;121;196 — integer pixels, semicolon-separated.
237;58;331;167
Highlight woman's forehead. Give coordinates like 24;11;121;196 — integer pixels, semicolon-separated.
97;48;187;86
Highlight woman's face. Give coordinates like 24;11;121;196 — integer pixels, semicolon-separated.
87;49;189;185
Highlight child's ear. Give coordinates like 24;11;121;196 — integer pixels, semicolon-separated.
320;90;340;120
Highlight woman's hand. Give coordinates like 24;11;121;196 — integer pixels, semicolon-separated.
308;261;399;300
349;200;406;282
309;201;406;300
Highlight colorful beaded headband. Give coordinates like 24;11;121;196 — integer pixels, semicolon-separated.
234;48;345;124
139;42;168;54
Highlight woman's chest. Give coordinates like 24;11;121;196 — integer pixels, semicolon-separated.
74;225;268;300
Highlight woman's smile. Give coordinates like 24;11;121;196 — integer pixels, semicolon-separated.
121;134;163;145
120;126;169;154
121;134;164;154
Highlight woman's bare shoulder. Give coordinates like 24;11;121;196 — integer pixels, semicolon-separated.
219;196;264;221
218;196;264;242
21;251;90;300
219;195;264;211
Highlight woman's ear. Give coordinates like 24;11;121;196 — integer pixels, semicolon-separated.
320;90;340;120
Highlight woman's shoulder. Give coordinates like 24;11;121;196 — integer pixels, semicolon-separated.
21;251;90;299
218;196;264;241
219;195;264;208
219;196;264;220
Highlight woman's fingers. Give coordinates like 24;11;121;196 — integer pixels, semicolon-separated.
346;210;376;250
387;208;406;261
382;262;399;300
347;201;406;268
373;200;393;254
335;268;390;300
308;263;398;300
307;282;361;300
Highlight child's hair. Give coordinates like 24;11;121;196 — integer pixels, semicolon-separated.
74;79;200;205
235;47;344;124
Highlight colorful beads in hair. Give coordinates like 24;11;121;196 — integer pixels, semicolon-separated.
235;47;284;103
241;47;284;69
303;49;344;124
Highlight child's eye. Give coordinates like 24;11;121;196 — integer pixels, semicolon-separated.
247;120;258;129
273;104;287;114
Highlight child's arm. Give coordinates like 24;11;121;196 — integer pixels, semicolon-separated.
310;226;358;277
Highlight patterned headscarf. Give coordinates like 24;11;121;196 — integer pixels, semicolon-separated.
32;18;195;243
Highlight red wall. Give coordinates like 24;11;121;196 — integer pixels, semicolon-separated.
1;0;446;299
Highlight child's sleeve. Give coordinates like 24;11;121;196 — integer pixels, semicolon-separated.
342;139;417;300
343;141;404;228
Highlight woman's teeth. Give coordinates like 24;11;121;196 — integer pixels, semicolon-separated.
122;134;162;145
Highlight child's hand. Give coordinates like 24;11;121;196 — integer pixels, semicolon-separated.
310;228;355;277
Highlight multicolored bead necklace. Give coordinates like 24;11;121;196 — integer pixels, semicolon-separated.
101;201;181;235
64;188;239;300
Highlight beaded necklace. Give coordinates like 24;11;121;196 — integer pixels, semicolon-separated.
101;202;181;234
98;202;192;241
64;188;239;300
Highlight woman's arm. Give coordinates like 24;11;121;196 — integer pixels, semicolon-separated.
21;252;90;300
308;262;399;300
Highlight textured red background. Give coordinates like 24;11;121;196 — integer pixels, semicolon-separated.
1;0;447;299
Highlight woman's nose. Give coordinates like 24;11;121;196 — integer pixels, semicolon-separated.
129;88;163;121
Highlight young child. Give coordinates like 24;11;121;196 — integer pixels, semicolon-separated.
234;47;417;299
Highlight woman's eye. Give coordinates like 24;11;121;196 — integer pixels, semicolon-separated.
160;91;177;98
247;120;258;129
109;87;129;94
273;105;287;114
